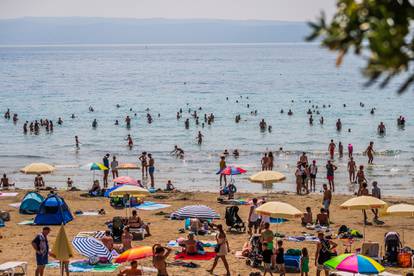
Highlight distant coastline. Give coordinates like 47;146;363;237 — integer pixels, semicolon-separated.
0;17;310;45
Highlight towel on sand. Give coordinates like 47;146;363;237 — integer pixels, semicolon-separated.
47;260;120;273
174;252;216;261
0;192;18;197
9;202;21;208
135;201;171;210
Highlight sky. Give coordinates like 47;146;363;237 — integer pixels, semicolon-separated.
0;0;335;21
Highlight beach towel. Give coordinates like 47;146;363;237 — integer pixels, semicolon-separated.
75;211;100;216
135;201;171;210
0;192;18;197
18;219;35;225
47;260;120;273
174;252;216;261
9;202;21;208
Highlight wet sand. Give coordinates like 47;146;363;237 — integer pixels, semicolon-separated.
0;190;413;275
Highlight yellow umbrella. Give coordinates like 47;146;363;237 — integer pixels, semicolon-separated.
20;163;55;174
385;204;414;244
255;201;302;219
51;225;74;276
340;196;387;240
385;204;414;217
109;185;149;198
340;196;387;210
249;171;286;184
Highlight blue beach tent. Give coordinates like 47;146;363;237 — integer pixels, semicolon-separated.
19;191;44;214
34;194;73;225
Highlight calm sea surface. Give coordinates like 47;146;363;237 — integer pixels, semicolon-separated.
0;44;413;195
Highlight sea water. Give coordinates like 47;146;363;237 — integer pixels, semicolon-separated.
0;43;413;195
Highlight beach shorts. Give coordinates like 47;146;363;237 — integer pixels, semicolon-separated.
248;220;260;228
323;200;331;210
310;174;316;179
263;262;271;269
149;166;155;174
36;253;48;266
317;263;329;271
327;175;334;181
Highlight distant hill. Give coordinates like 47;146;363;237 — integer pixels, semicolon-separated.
0;17;309;44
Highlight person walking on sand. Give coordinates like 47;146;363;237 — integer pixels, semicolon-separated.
315;232;337;276
152;244;171;276
326;160;337;192
328;140;336;159
371;181;382;223
219;156;227;187
32;227;51;276
364;141;375;164
248;198;260;235
322;184;332;218
102;154;110;188
148;154;155;188
309;160;318;192
207;224;231;276
139;152;148;178
347;157;356;183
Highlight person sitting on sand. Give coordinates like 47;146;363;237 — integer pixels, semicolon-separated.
118;261;142;276
181;232;198;255
34;174;45;189
152;244;171;276
189;218;202;234
128;210;151;236
121;227;133;252
89;180;101;196
1;174;14;190
316;208;329;226
101;230;114;251
165;180;176;192
301;207;313;226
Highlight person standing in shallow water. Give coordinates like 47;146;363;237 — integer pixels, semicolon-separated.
148;154;155;188
328;140;336;159
326;160;337;192
338;142;343;158
364;141;375;164
219;156;227;187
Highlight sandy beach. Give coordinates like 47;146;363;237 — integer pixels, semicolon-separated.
1;190;413;275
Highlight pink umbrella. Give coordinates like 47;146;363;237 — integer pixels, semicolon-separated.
113;176;139;186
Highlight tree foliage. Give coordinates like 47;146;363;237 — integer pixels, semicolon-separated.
307;0;414;93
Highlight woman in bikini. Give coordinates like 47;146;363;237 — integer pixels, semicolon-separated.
207;224;231;276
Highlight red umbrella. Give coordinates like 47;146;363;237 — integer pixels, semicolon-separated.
217;166;247;175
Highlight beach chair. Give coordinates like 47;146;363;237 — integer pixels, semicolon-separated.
361;242;381;262
0;261;27;276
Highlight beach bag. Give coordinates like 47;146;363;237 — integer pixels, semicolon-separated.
0;211;10;221
397;252;412;268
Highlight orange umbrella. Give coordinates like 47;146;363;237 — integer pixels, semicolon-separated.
117;163;140;170
115;246;153;263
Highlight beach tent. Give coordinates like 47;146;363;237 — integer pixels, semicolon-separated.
19;191;44;214
34;195;73;225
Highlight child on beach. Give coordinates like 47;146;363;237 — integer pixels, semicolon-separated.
275;240;285;276
261;242;274;276
300;247;309;276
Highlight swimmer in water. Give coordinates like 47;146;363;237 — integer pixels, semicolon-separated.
364;141;375;164
320;116;324;124
196;131;203;145
57;117;63;125
233;149;239;157
89;106;94;112
184;119;189;129
125;116;131;128
336;119;342;131
268;125;272;132
370;108;375;115
280;109;284;114
259;119;267;130
377;122;386;135
338;142;343;158
115;120;119;125
309;115;313;125
287;109;293;116
75;136;80;148
71;114;75;119
92;119;97;128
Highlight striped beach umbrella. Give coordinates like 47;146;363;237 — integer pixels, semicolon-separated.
324;254;385;274
114;246;153;263
217;166;247;176
72;236;113;261
173;205;220;219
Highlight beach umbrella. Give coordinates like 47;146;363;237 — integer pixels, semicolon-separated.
20;163;55;174
173;205;220;219
385;204;414;244
113;176;139;186
83;162;108;181
249;171;286;184
217;166;247;176
51;225;74;276
114;246;153;263
72;236;113;261
104;185;123;197
324;254;385;275
116;163;140;176
109;185;149;198
340;196;388;240
255;201;302;219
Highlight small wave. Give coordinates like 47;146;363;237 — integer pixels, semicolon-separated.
0;154;45;159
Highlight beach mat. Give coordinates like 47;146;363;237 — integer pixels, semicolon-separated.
9;202;21;208
135;201;171;210
174;252;216;261
76;211;100;216
18;219;35;225
0;192;18;197
47;260;119;273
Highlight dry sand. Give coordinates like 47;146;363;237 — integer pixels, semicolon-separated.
1;190;414;276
